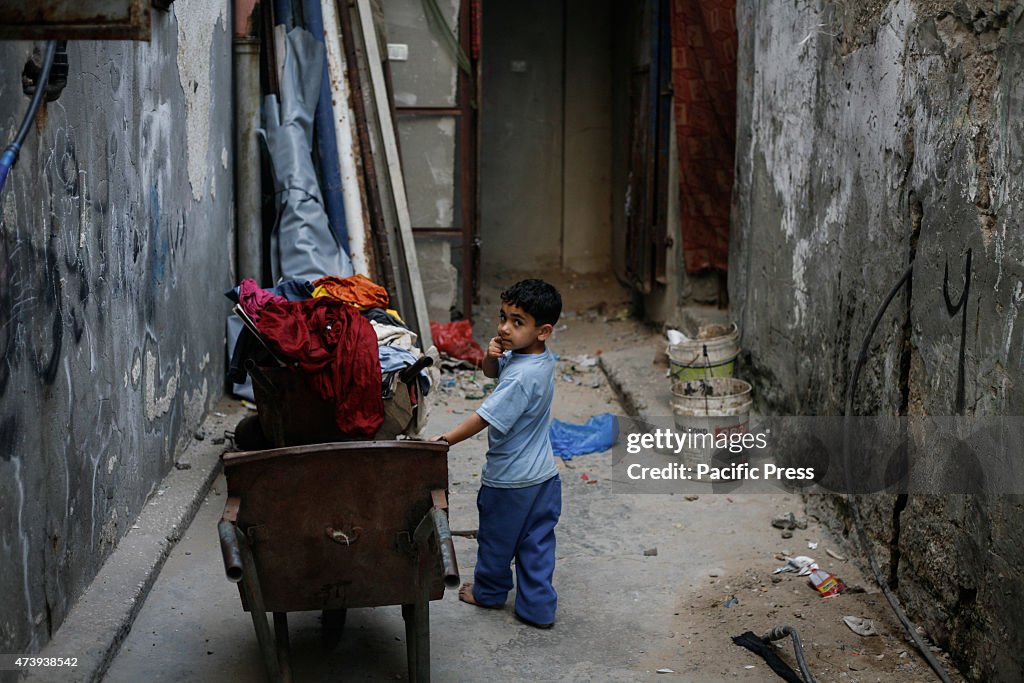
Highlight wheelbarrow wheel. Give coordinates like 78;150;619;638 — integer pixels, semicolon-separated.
320;608;347;650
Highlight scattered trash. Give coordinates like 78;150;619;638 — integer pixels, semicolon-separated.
684;495;700;501
771;512;808;530
241;399;257;410
581;473;589;480
573;354;599;367
550;414;619;459
808;567;845;596
723;596;739;608
644;547;659;557
842;616;879;637
655;668;674;674
174;462;192;471
825;548;847;561
807;541;818;550
666;329;690;345
743;665;755;669
773;556;817;575
561;373;576;383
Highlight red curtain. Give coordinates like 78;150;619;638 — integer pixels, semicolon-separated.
670;0;736;273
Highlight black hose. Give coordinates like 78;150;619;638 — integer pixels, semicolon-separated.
0;40;58;194
763;625;817;683
843;262;954;683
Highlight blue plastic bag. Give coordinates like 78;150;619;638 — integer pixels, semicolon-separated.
549;414;619;459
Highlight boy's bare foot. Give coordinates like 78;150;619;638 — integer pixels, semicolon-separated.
458;582;502;609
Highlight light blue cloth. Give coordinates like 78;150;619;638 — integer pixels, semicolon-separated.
378;345;431;395
476;350;558;488
549;414;619;459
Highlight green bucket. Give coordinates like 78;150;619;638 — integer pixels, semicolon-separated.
667;323;740;383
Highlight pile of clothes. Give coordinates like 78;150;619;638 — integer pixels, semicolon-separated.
226;274;436;441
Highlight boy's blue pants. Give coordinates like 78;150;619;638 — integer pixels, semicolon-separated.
473;475;561;625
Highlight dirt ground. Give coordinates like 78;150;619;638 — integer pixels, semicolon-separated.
469;270;963;682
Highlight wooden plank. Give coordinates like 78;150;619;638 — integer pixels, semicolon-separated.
354;0;434;350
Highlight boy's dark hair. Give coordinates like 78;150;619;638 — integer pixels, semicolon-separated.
501;279;562;326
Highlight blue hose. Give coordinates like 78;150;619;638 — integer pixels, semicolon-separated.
0;41;57;196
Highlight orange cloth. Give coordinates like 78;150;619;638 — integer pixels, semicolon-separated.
312;274;389;310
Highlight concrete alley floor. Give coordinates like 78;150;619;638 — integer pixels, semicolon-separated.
103;272;959;682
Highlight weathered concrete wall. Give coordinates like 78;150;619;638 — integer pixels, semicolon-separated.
563;0;613;274
0;2;232;654
732;0;1024;678
479;0;564;274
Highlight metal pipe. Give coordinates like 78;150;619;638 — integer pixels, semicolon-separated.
321;0;370;275
218;520;244;582
234;26;263;282
430;508;460;588
336;0;397;294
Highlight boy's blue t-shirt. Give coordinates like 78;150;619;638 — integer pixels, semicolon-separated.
475;349;558;488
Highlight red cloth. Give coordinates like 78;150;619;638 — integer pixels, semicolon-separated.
238;278;287;324
257;297;384;438
671;0;736;273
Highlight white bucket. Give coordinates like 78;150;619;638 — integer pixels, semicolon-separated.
670;377;753;467
667;323;740;382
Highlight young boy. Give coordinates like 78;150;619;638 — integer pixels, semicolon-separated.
435;279;562;628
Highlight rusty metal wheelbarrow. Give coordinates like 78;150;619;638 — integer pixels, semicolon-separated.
217;440;458;682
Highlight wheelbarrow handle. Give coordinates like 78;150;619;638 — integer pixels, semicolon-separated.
398;355;433;385
218;520;244;583
430;508;460;588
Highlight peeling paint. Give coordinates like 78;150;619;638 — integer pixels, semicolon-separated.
144;350;179;421
130;350;142;387
174;0;226;201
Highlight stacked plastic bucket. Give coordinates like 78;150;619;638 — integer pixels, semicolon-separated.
667;323;753;466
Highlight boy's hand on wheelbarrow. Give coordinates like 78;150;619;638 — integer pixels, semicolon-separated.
431;413;488;448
